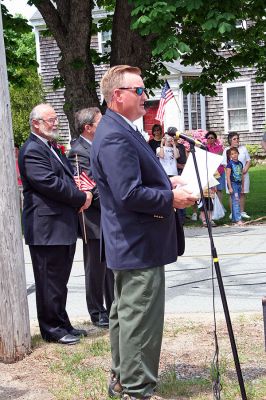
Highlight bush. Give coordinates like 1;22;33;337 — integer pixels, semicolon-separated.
246;144;260;167
10;73;44;147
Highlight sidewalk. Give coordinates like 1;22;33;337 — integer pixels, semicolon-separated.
24;223;266;323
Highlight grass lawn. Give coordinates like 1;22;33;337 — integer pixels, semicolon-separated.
185;164;266;226
245;164;266;219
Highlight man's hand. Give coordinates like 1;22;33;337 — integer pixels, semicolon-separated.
172;187;198;209
79;191;93;212
169;175;186;189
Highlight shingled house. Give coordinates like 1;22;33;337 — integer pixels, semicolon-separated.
30;9;265;148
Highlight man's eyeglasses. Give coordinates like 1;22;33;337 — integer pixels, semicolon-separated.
39;117;59;124
207;136;215;140
118;87;148;96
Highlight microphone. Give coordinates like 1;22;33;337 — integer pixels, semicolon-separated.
176;132;207;151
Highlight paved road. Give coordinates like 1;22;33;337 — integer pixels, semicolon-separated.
24;223;266;322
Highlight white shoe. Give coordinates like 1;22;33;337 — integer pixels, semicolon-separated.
229;213;232;220
241;211;250;219
191;212;197;221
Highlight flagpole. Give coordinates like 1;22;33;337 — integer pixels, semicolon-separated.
75;154;87;244
173;94;181;113
165;80;181;113
155;80;181;126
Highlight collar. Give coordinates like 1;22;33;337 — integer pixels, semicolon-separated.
31;132;50;147
80;135;92;145
116;112;137;131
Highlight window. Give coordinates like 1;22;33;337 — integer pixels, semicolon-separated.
182;76;206;131
185;92;206;130
223;81;252;132
190;93;198;129
98;30;111;54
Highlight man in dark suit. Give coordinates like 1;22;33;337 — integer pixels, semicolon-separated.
68;107;114;328
19;103;92;345
91;66;197;400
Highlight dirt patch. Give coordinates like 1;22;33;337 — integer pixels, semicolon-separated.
0;313;265;399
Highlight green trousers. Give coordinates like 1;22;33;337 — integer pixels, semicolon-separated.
109;266;165;398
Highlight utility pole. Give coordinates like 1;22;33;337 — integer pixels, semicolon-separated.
0;4;31;362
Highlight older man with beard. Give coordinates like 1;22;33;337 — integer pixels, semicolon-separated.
19;103;92;345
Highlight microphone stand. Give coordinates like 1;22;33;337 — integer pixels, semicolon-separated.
189;143;247;399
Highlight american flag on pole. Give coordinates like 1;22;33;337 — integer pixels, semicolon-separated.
74;171;96;192
155;81;174;123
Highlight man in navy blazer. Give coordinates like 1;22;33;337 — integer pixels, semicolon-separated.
19;103;92;345
91;66;197;399
68;107;114;328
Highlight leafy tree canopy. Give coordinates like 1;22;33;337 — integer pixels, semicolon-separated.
131;0;266;95
8;0;265;137
2;4;43;144
10;73;44;147
2;4;38;86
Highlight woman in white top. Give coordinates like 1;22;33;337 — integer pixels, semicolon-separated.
222;132;251;219
156;134;179;176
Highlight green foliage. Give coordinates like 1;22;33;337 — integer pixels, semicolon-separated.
2;8;44;145
2;7;37;86
52;76;65;90
246;144;260;167
10;72;44;146
131;0;266;95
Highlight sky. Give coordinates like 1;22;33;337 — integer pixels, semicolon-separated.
1;0;36;20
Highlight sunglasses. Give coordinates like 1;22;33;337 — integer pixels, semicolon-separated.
118;87;148;96
207;136;215;139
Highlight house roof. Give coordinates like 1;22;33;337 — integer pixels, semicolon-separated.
164;61;202;75
30;9;42;20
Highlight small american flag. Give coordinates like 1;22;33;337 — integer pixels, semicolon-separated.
155;81;174;123
74;171;96;192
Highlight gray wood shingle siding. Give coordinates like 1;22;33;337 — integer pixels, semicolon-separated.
206;66;265;147
39;32;107;144
39;34;68;141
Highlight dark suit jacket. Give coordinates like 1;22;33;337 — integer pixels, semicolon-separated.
19;133;86;245
91;109;180;270
68;136;101;240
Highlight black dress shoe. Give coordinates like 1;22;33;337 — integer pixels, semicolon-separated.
92;313;109;328
68;328;88;337
58;334;80;345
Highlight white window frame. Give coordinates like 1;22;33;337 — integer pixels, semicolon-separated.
223;80;253;133
187;92;206;130
97;30;111;54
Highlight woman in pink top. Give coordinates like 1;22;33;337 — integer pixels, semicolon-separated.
205;131;225;202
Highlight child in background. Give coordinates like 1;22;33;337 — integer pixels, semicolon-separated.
198;186;217;227
226;147;244;226
156;134;179;176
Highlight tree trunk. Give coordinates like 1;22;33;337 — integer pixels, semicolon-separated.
110;0;154;71
32;0;157;138
0;6;31;363
34;0;100;138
